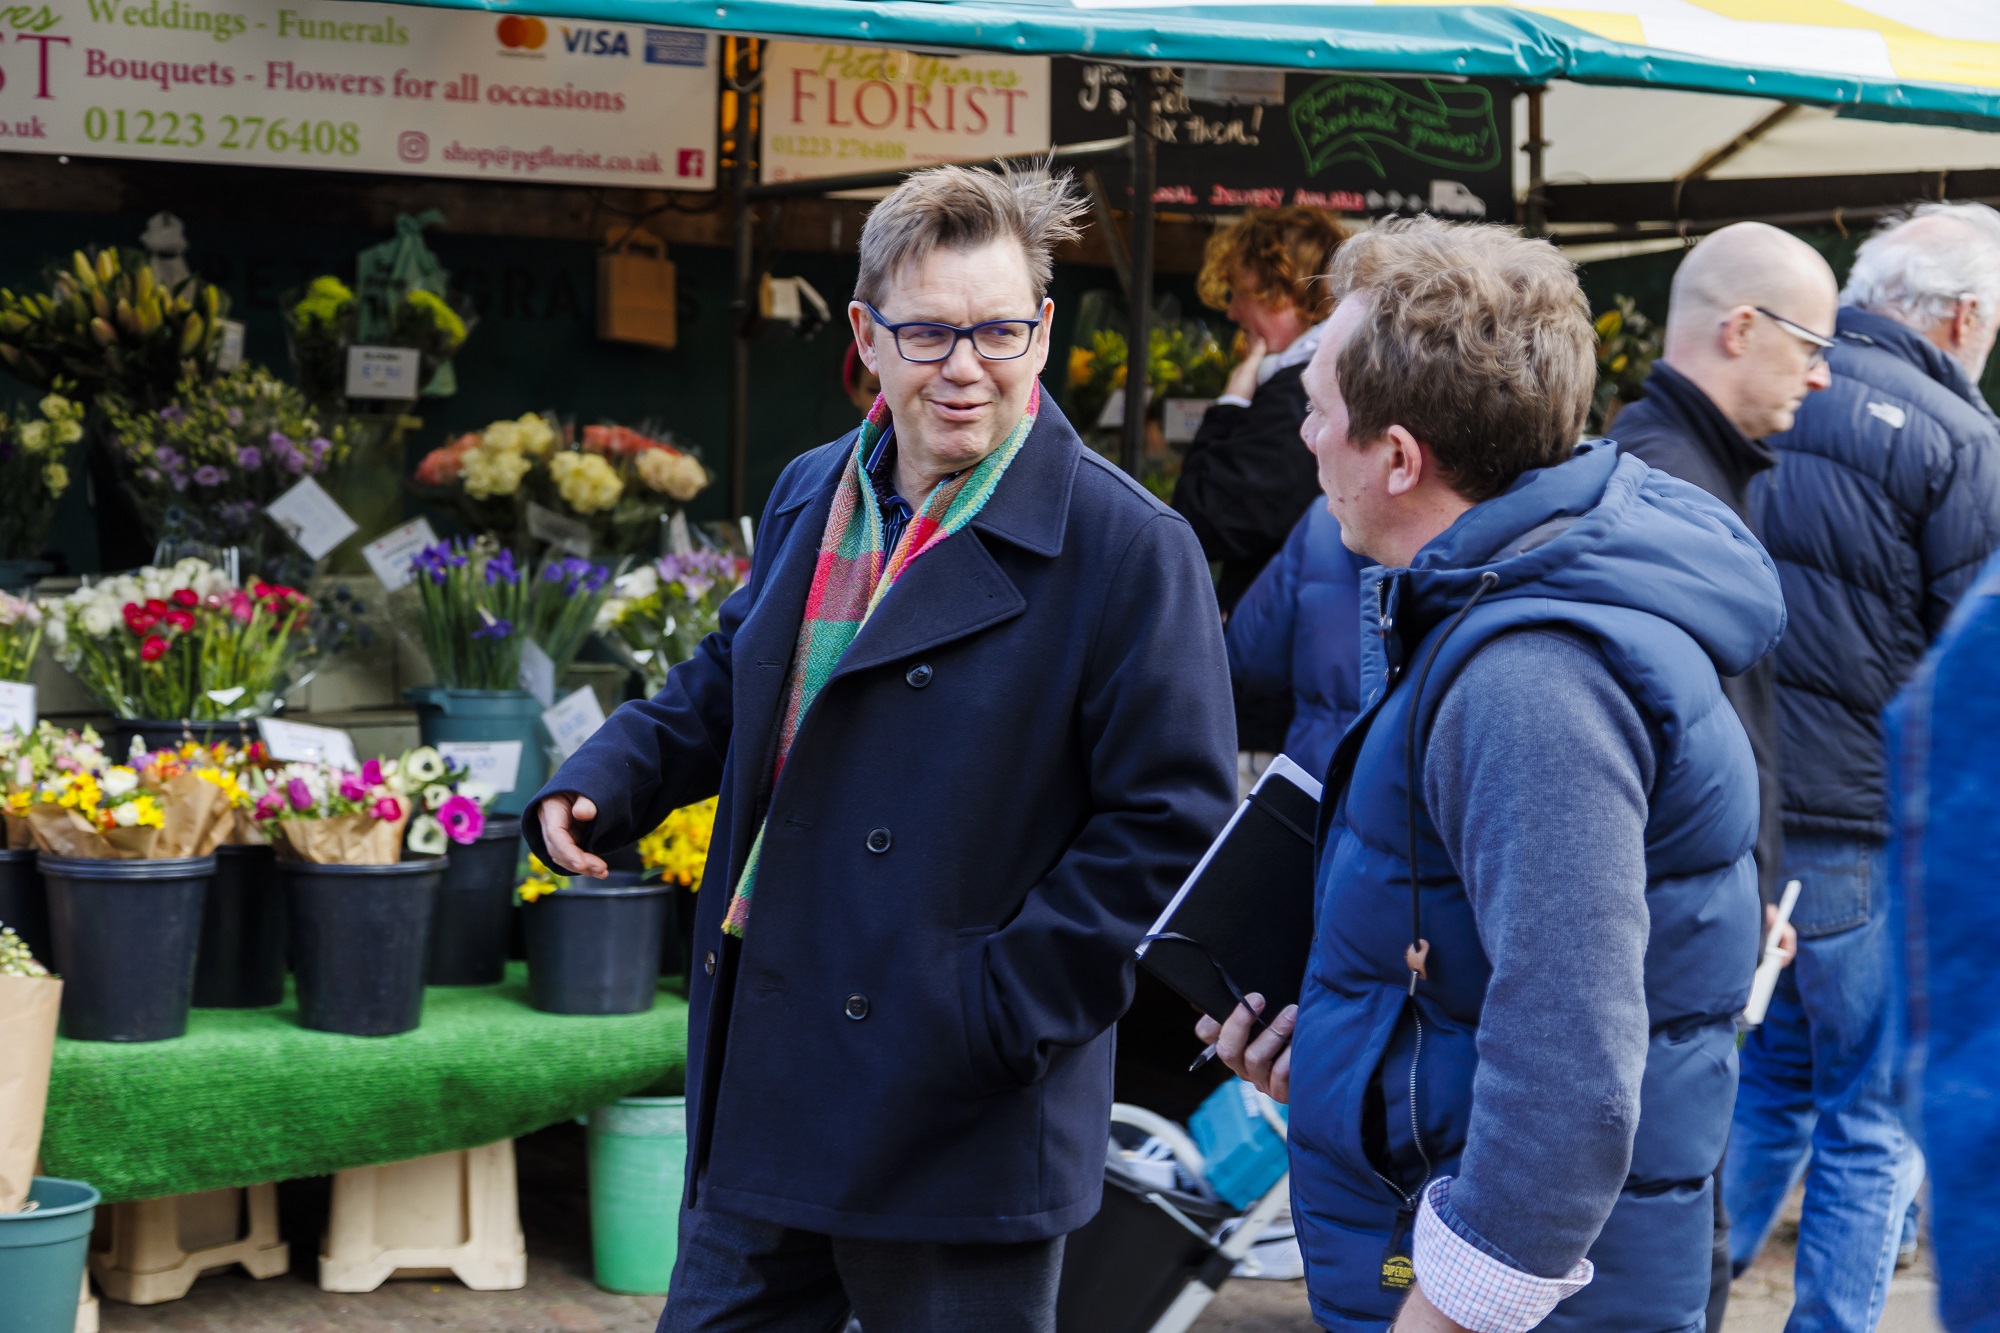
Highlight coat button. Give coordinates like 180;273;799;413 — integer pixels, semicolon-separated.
865;827;892;854
845;994;870;1020
905;663;933;689
703;950;717;976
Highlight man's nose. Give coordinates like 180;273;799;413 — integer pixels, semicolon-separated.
940;335;985;381
1807;360;1833;391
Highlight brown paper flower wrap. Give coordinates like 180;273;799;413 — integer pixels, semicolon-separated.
23;772;235;860
0;971;61;1212
273;812;411;865
3;811;30;850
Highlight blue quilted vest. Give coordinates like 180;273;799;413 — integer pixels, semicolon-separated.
1290;443;1784;1332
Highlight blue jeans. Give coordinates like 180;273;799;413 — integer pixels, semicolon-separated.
1725;833;1925;1333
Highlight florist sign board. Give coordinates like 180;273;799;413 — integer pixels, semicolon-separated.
760;42;1049;186
0;0;719;188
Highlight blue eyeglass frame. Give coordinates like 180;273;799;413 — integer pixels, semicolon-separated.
864;302;1044;363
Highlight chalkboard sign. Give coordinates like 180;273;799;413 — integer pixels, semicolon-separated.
1053;62;1514;221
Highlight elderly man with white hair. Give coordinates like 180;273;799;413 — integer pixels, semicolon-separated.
1732;202;2000;1332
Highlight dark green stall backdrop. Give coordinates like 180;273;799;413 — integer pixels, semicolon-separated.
0;209;1206;574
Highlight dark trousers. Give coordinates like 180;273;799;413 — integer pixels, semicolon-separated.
658;1205;1066;1333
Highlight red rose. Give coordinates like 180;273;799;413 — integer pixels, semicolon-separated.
163;609;195;632
139;635;170;662
125;607;160;634
252;581;273;599
171;589;198;608
144;598;168;615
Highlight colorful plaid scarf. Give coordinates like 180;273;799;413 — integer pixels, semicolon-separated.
722;385;1040;936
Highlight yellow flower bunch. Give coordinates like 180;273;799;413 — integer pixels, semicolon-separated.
634;446;707;501
458;412;557;499
516;853;569;903
550;450;623;515
194;766;251;808
637;797;717;888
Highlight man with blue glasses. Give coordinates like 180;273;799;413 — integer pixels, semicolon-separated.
527;163;1236;1332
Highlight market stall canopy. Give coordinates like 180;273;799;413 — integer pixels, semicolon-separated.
407;0;2000;129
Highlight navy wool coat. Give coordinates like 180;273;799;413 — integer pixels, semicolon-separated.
525;397;1237;1243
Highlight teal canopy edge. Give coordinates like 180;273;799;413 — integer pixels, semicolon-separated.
384;0;2000;130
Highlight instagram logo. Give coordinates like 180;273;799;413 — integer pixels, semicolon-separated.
398;131;429;162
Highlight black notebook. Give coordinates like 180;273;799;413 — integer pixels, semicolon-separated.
1137;753;1322;1025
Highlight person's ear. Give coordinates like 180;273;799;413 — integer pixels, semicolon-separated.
849;302;881;375
1956;296;1981;352
1031;297;1055;375
1719;306;1757;359
1383;425;1425;498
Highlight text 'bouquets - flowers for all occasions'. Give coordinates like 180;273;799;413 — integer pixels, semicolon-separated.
253;746;491;864
42;559;316;720
407;540;529;690
4;724;248;860
0;388;83;563
596;550;750;696
0;589;42;683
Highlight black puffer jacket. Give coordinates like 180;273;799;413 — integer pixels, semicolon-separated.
1757;306;2000;838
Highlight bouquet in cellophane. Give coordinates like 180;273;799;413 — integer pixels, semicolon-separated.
0;920;59;1212
0;589;42;683
595;550;749;696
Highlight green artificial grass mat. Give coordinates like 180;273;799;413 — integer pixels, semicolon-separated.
41;963;686;1203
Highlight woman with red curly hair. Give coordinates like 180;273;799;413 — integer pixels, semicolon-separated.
1171;206;1347;750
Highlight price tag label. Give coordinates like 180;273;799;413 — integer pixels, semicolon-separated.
518;639;557;709
666;510;693;556
0;681;36;736
257;718;360;770
345;346;422;401
542;686;608;761
267;476;361;561
526;501;592;558
436;740;523;795
216;319;247;372
1161;398;1216;445
361;517;440;593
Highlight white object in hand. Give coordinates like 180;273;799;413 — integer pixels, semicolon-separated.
1743;878;1803;1027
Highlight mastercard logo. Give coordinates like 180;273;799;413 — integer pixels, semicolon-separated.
496;16;547;48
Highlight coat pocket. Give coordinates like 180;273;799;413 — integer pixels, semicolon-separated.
956;926;1022;1098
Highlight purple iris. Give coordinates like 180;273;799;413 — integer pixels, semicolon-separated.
269;431;289;451
154;446;182;469
485;549;520;586
411;541;466;585
194;465;225;487
472;618;513;640
237;446;262;470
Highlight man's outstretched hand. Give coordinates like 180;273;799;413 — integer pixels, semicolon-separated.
538;792;610;879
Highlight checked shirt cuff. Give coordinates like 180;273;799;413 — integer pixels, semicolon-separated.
1215;393;1254;409
1413;1177;1593;1333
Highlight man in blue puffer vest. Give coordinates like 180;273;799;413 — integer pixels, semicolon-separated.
1225;504;1370;780
1731;202;2000;1331
1201;218;1784;1332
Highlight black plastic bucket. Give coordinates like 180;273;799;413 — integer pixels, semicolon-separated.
284;856;446;1037
524;873;667;1015
41;854;214;1042
427;817;522;986
192;843;285;1008
0;847;52;967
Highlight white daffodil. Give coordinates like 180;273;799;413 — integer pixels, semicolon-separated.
406;814;448;856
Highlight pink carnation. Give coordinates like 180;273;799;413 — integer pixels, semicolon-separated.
287;777;314;811
254;790;285;820
338;772;368;801
372;795;404;821
438;794;484;844
361;758;384;787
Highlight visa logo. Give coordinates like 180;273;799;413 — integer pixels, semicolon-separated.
560;27;630;56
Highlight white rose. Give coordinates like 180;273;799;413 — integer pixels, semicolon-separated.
80;601;116;637
101;766;139;798
43;613;67;650
110;800;141;827
172;557;209;588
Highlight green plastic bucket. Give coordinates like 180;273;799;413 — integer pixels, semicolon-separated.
0;1177;99;1332
405;687;551;817
587;1095;686;1294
